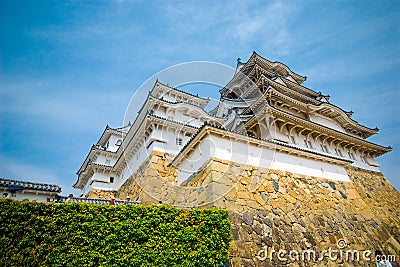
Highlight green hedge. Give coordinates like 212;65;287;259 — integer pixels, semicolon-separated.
0;200;231;267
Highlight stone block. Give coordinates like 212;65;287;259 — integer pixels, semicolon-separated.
284;194;296;204
242;212;254;225
269;173;279;180
117;158;400;265
262;181;275;193
253;193;266;206
269;199;280;209
346;188;361;200
237;198;247;206
237;191;251;199
360;208;375;220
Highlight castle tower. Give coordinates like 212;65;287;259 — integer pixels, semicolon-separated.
75;53;399;266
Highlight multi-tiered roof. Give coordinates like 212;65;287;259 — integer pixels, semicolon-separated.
214;52;390;157
75;52;391;194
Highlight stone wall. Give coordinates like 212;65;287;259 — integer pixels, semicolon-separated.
86;188;117;200
116;150;178;203
221;164;400;266
87;152;400;266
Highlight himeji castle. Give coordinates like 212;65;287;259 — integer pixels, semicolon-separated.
74;52;391;199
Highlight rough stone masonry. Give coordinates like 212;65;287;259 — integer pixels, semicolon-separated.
89;151;400;267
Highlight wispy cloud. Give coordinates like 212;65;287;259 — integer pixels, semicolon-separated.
0;154;61;185
232;0;295;55
0;154;81;195
0;77;131;133
1;0;398;194
155;0;298;58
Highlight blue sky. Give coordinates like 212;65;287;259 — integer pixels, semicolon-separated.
0;0;399;195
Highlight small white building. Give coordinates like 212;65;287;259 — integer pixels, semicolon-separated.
0;178;61;202
74;52;391;198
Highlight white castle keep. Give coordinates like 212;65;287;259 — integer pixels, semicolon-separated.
74;52;391;198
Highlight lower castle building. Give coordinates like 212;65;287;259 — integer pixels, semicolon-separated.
75;52;399;266
1;177;61;202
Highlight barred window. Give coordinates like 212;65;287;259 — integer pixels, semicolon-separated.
176;138;182;146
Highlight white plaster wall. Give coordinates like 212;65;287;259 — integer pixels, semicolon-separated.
308;112;364;139
81;183;89;197
309;113;345;132
147;127;190;154
291;134;332;154
0;189;57;202
120;145;148;188
95;154;117;166
293;131;380;173
154;104;206;128
173;110;194;125
270;129;289;142
118;126;193;188
271;153;350;182
107;134;122;152
146;130;168;146
284;135;380;172
347;150;380;172
176;134;351;184
91;181;116;192
160;93;176;103
171;107;207;128
83;182;96;197
91;172;113;182
153;105;167;117
177;137;214;184
351;160;380;172
81;171;119;196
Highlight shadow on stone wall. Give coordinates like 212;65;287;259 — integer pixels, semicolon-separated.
89;152;400;266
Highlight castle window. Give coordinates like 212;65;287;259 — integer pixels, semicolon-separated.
304;140;313;149
176;138;182;146
115;140;122;146
110;177;114;183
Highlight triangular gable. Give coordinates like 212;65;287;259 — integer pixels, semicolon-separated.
284;74;297;83
274;76;287;86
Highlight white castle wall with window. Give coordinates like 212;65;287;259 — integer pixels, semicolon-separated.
74;52;391;200
73;52;399;266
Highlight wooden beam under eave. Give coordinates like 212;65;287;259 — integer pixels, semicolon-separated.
334;139;346;147
299;128;311;136
311;131;322;140
289;125;301;136
279;121;289;132
285;123;296;134
319;134;330;143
